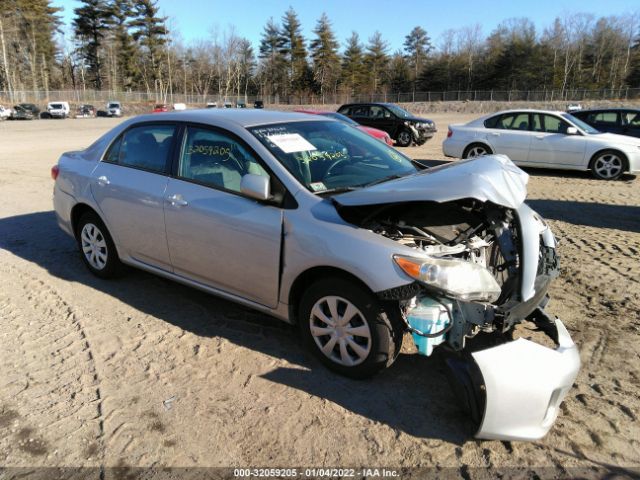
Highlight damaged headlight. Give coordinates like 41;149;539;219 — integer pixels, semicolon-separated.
393;255;502;303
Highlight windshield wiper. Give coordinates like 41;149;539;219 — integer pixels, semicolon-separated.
362;174;405;187
315;186;360;195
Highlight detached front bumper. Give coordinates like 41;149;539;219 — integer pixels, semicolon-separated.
446;318;580;441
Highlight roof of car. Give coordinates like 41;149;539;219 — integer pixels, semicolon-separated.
129;109;334;128
573;107;639;112
486;109;567;116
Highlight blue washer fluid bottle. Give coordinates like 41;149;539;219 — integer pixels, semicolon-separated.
406;295;452;356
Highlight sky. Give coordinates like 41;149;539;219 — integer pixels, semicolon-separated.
52;0;638;51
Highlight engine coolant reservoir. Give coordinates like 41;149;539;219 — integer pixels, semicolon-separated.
406;295;452;356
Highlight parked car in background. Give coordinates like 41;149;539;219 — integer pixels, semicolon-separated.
443;109;640;180
15;103;40;118
77;104;96;118
254;100;264;109
566;103;582;113
0;104;12;120
152;104;169;113
45;101;70;119
9;105;34;120
338;102;436;147
236;100;246;108
173;103;187;111
571;108;640;139
223;101;233;108
51;109;579;441
106;101;123;117
294;109;394;146
206;102;217;109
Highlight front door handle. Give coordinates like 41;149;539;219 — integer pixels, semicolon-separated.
166;194;188;207
96;175;110;186
535;135;545;139
490;132;500;136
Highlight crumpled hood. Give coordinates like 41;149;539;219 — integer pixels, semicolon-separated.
333;155;529;209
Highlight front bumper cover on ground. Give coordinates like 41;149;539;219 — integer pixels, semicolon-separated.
446;318;580;441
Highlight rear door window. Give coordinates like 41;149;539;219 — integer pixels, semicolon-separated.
496;113;530;131
593;111;619;126
107;124;177;173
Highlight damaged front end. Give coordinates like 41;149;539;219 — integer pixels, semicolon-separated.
333;156;580;441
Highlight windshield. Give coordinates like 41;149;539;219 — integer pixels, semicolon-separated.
250;120;417;193
385;104;411;118
562;113;600;134
108;103;120;108
318;112;359;126
50;104;63;109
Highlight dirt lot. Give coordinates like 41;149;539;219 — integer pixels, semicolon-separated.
0;113;639;477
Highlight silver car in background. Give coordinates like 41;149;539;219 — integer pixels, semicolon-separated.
52;110;579;441
443;109;640;180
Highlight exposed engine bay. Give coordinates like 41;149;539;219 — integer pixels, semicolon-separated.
337;199;559;353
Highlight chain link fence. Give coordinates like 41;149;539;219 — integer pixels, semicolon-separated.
1;88;639;106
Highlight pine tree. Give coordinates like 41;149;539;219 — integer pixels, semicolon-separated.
111;0;138;90
627;32;640;87
365;31;389;93
310;13;340;101
389;52;411;93
278;7;308;95
129;0;168;94
72;0;111;89
341;32;366;96
403;26;431;94
258;17;284;97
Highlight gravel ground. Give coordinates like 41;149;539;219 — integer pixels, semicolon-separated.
0;114;639;478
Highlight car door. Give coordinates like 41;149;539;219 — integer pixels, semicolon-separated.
349;105;372;127
591;111;622;135
90;123;177;270
621;111;640;138
527;114;586;167
163;124;283;308
483;112;532;162
367;105;396;135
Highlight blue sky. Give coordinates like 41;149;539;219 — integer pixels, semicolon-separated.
53;0;638;52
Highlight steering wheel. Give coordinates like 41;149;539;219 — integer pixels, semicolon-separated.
323;157;349;179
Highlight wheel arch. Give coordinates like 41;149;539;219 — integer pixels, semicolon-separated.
70;203;106;237
287;266;375;325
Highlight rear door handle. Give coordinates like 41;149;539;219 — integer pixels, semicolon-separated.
535;135;545;139
166;194;188;207
96;175;110;186
490;132;500;136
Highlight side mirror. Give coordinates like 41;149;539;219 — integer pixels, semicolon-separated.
566;127;578;135
240;174;270;201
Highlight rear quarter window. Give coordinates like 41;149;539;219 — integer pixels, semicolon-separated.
483;115;501;129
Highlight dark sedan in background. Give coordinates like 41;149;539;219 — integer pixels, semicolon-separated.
338;102;436;147
571;108;640;138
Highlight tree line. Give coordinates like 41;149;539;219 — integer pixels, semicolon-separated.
1;1;639;102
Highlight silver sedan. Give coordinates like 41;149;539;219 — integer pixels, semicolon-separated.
52;109;579;440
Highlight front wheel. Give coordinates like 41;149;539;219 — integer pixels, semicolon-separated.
299;278;404;379
590;151;626;180
76;211;123;278
395;129;413;147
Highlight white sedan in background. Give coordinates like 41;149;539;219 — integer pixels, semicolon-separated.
443;109;640;180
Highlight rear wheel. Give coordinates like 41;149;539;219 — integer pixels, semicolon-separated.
76;211;122;278
299;278;404;379
396;129;413;147
590;150;626;180
463;143;492;158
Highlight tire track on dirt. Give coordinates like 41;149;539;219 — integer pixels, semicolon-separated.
0;261;106;467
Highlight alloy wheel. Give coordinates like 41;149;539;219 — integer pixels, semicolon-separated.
467;146;487;157
594;153;623;179
309;296;372;367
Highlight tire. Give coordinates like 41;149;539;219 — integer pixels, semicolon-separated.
395;129;413;147
299;278;404;379
75;211;122;278
589;150;626;180
463;143;492;159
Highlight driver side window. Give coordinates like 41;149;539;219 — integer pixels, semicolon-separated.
178;126;268;193
542;115;569;134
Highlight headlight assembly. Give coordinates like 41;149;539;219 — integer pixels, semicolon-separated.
393;255;502;303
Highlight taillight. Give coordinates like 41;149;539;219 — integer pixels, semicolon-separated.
51;165;59;180
447;129;453;138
